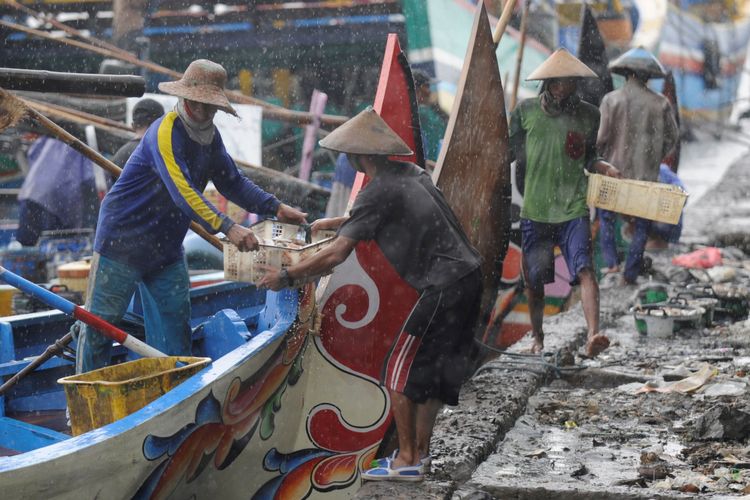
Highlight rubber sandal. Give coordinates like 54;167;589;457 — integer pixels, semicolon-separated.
362;457;425;482
369;450;431;469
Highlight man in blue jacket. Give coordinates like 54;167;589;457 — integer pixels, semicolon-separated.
76;59;306;373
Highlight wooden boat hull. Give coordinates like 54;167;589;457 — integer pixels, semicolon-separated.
0;281;390;498
433;2;512;328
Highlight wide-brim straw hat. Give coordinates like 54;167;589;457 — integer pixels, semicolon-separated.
158;59;238;116
319;107;413;156
609;47;667;79
526;48;598;81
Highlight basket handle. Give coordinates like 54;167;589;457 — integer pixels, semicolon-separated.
668;296;688;306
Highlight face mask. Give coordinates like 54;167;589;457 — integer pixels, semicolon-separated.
176;99;216;145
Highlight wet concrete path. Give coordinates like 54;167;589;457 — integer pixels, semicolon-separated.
357;155;750;499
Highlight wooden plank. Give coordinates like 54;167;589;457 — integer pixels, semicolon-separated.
576;5;613;107
433;2;512;328
662;71;681;173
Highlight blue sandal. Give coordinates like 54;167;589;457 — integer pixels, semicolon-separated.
362;457;425;482
369;450;431;469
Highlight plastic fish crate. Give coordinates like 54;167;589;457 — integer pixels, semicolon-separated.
223;221;336;285
59;356;210;436
586;173;687;225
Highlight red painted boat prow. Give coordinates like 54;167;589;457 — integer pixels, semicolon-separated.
349;34;424;197
316;33;425;465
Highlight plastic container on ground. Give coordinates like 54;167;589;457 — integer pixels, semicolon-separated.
642;314;674;338
0;284;15;315
632;303;704;338
223;220;336;285
58;356;210;436
632;307;674;338
587;173;688;224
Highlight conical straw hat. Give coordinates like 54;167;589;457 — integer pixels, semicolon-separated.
526;48;598;81
319;107;413;156
159;59;238;116
609;47;666;79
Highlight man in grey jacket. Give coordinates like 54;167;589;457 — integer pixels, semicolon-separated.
597;47;679;284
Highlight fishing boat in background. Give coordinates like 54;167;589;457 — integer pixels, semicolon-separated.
402;0;550;109
655;2;750;122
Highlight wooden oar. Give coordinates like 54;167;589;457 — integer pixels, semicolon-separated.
0;332;73;396
14;93;330;203
21;97;136;135
0;87;224;252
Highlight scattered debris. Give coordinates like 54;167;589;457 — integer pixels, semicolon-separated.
524;449;548;458
570;464;589;478
691;404;750;441
636;363;717;394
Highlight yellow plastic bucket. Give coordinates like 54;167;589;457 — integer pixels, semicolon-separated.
58;356;211;436
0;285;16;316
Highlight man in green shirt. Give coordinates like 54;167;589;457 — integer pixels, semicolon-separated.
510;48;621;357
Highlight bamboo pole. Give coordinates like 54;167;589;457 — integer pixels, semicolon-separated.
22;97;135;133
510;0;530;110
0;67;144;96
15;95;330;201
4;0;134;58
492;0;518;45
0;19;348;126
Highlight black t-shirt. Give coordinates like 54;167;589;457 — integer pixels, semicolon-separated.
338;162;480;291
111;138;141;169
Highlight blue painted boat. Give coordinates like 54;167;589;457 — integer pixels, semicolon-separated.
0;279;387;498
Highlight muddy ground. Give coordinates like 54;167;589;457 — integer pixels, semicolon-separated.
356;155;750;500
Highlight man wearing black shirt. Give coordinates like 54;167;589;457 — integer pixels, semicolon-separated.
259;107;482;482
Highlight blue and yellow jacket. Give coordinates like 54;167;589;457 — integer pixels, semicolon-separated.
95;111;280;273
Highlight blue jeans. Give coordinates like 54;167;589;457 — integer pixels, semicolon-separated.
598;209;652;283
75;253;191;373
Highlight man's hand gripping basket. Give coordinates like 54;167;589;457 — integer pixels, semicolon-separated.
223;220;336;286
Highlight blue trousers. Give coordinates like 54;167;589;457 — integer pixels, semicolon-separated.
598;209;652;283
75;253;191;373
